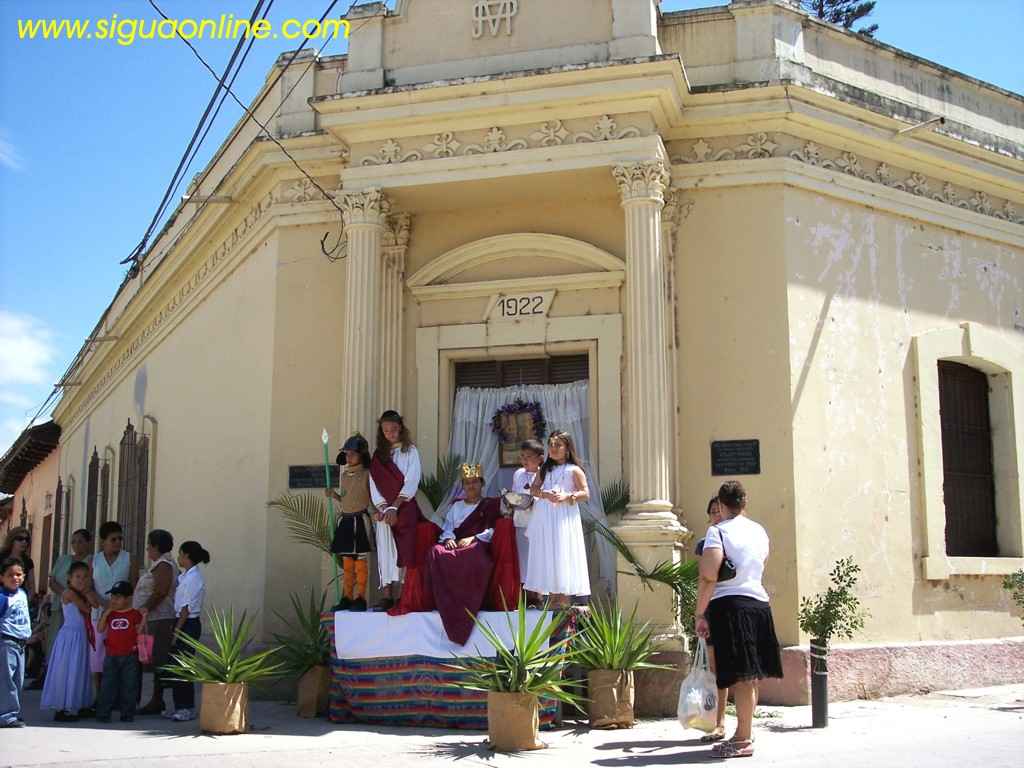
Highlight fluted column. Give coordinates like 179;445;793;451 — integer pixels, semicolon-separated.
615;161;675;517
380;213;411;413
613;161;687;651
339;188;390;439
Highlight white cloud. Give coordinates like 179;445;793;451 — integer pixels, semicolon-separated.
0;417;27;455
0;310;56;387
0;311;57;452
0;392;32;409
0;131;23;171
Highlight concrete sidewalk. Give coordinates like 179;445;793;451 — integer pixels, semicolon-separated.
4;685;1022;767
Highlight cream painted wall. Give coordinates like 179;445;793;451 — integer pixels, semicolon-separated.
57;238;278;636
785;187;1024;642
264;224;348;634
675;185;802;645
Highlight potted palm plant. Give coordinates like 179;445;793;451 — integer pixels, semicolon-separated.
162;608;284;734
273;589;331;718
573;601;669;728
446;598;580;752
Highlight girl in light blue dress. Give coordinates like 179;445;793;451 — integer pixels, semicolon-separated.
41;562;95;721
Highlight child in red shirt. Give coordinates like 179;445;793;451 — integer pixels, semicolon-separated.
96;581;145;722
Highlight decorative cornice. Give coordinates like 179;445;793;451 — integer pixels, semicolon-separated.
669;132;1023;227
613;160;671;204
356;115;647;166
62;188;279;428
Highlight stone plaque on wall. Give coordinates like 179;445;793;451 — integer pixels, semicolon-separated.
710;440;761;476
289;465;341;489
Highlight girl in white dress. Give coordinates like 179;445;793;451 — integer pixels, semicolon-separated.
525;431;591;607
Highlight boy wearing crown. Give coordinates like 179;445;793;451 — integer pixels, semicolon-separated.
422;463;520;645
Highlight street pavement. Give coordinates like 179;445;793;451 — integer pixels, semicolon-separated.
3;684;1021;767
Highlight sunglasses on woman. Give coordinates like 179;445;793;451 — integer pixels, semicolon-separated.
14;536;30;543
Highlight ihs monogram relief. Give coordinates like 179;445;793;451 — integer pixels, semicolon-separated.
473;0;518;38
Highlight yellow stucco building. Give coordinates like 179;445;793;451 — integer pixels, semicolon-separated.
15;0;1024;704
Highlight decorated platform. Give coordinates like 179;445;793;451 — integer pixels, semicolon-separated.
322;610;559;729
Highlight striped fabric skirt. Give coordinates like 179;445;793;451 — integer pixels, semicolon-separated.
322;614;558;729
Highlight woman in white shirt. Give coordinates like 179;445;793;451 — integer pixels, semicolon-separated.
695;481;783;759
168;541;209;722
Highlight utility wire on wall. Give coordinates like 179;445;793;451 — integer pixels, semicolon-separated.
26;0;362;437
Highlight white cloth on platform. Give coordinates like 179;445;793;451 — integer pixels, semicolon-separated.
439;500;494;543
369;445;422;509
525;463;591;597
334;609;550;660
374;518;401;586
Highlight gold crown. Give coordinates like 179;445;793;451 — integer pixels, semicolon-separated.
460;463;484;481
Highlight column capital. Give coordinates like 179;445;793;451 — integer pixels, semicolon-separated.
339;187;391;227
613;160;671;205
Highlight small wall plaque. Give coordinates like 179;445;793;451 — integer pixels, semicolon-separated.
711;440;761;476
288;465;341;489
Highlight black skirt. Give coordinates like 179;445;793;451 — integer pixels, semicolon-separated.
706;595;783;689
330;512;373;555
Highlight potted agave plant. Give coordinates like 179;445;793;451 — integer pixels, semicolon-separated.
274;589;331;718
573;601;670;729
162;608;284;734
447;598;580;752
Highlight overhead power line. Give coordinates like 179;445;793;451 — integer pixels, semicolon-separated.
122;0;269;265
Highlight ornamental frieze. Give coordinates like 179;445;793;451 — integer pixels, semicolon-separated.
356;114;650;166
667;133;1023;227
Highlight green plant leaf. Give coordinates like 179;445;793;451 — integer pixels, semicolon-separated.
272;588;331;678
268;493;333;554
160;607;285;685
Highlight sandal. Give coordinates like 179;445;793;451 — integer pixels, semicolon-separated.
700;726;727;743
711;739;754;759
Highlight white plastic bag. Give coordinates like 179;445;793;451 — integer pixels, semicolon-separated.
677;638;718;732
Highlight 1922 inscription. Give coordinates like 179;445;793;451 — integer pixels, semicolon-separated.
499;295;545;318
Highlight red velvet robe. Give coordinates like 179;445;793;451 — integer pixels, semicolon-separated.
369;454;424;569
423;498;521;645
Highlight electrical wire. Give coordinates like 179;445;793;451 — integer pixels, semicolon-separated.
31;0;363;434
121;0;269;265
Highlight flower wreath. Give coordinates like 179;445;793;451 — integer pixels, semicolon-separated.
491;399;546;444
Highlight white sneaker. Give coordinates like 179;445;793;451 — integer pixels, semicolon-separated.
171;709;196;722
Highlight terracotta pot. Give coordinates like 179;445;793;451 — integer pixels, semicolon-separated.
486;692;545;752
296;665;330;718
587;670;635;728
199;682;249;734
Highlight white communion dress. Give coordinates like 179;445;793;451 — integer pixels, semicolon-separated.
524;463;591;596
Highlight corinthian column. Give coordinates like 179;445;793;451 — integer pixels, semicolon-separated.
339;188;390;439
612;160;687;651
380;213;411;414
615;160;675;516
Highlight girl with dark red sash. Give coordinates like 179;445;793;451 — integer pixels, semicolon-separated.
368;410;432;612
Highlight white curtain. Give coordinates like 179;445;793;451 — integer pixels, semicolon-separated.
440;381;616;600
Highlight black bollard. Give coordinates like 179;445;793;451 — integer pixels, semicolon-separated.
810;639;828;728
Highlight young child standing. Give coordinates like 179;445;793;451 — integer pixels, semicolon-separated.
1;557;31;728
526;431;591;608
96;581;145;722
326;434;374;612
511;440;544;604
41;561;95;721
168;541;209;722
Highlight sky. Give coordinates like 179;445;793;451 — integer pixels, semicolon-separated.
1;0;1022;452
